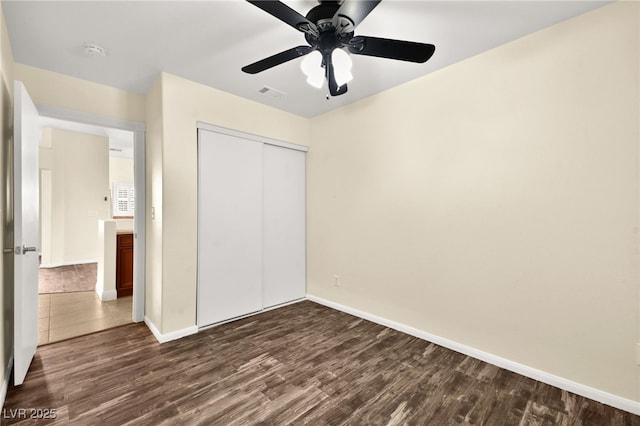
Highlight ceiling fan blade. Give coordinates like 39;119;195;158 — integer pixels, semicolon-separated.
242;46;313;74
247;0;318;37
348;36;435;63
333;0;381;30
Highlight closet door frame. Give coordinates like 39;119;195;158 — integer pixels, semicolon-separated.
197;122;308;153
196;122;307;328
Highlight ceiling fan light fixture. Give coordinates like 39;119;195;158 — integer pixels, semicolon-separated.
331;48;353;87
301;50;324;89
306;72;325;89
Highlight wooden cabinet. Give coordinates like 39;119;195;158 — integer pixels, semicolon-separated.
116;233;134;298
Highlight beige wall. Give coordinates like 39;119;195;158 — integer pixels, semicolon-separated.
0;3;13;396
39;129;54;265
154;73;310;333
307;1;639;401
109;156;134;187
14;64;144;123
39;129;110;265
144;75;163;329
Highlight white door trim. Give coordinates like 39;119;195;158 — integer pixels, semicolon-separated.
35;104;146;323
196;121;308;152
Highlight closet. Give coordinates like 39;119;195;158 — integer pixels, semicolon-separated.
197;125;306;328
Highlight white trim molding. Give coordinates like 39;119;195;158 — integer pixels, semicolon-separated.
197;121;308;152
36;104;145;132
144;316;198;344
306;294;640;416
95;288;117;302
1;355;13;410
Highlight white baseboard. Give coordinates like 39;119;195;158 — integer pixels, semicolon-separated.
0;355;13;410
306;295;640;416
144;316;198;344
145;299;305;342
95;288;117;301
40;259;97;269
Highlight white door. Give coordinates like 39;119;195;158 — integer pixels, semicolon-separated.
262;145;306;308
13;81;39;385
197;129;263;327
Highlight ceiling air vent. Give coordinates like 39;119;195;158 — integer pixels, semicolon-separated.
258;86;286;99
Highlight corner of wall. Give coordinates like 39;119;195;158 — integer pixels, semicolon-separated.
144;74;164;333
144;315;197;344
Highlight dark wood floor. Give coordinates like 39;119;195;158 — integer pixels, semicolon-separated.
3;301;638;425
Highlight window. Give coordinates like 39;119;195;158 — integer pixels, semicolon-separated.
113;182;135;218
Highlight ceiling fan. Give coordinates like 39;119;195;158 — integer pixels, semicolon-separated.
242;0;436;97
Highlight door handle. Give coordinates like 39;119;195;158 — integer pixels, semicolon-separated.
22;246;37;255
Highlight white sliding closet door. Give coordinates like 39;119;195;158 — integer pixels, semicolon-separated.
262;145;306;308
197;130;263;327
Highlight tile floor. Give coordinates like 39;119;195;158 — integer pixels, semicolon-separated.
38;291;133;345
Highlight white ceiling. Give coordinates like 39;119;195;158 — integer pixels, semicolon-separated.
3;1;610;118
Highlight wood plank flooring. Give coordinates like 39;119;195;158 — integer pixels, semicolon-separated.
3;301;638;425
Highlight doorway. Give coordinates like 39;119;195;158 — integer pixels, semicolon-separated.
37;123;136;344
33;106;145;345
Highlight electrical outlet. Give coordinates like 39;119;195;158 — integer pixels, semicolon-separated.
333;275;340;287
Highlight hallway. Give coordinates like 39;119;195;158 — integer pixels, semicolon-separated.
38;291;132;345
